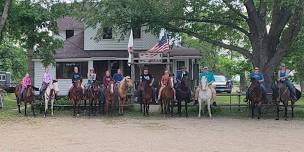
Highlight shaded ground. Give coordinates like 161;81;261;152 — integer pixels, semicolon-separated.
1;117;304;152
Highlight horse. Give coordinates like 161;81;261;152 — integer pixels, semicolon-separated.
197;76;213;118
247;79;264;119
160;78;174;116
85;81;100;116
272;80;301;120
69;80;83;117
175;76;191;117
104;81;114;115
44;80;59;117
117;76;133;115
15;84;38;116
139;80;153;116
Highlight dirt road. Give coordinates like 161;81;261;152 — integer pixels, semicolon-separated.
1;117;304;152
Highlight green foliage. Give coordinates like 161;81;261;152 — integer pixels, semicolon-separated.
0;41;27;82
5;1;64;67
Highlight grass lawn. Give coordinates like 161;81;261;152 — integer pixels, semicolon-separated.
1;93;304;120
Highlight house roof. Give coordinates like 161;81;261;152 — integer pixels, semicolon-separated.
57;16;84;31
55;30;200;59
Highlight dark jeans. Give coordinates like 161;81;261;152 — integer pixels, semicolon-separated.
284;80;296;100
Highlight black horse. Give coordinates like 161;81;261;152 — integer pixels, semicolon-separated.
175;76;191;117
247;79;264;119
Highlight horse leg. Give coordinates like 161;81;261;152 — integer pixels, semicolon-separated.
275;103;280;120
77;102;80;117
198;100;202;118
178;100;182;117
251;103;255;119
51;99;54;116
105;100;108;115
31;103;36;117
143;100;146;116
160;99;164;114
24;102;27;116
291;101;295;118
284;102;288;121
185;99;188;118
84;99;87;115
44;98;48;117
16;98;21;113
147;102;150;116
257;102;262;119
171;100;174;117
207;99;212;118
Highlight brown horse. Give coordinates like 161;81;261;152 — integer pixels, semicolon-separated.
104;81;114;115
160;80;174;116
69;80;83;117
272;81;298;120
140;80;153;116
85;81;100;116
118;76;133;115
247;79;264;119
15;84;37;116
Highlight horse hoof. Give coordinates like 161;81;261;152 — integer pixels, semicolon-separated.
76;114;80;117
275;118;279;120
258;117;260;119
285;118;288;121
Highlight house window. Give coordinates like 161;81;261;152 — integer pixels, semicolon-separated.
110;60;119;77
56;62;88;79
103;27;112;39
0;74;6;81
66;30;74;39
133;26;141;39
176;61;185;70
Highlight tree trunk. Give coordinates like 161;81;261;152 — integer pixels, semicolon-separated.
27;48;34;86
239;72;247;92
300;80;304;92
0;0;10;34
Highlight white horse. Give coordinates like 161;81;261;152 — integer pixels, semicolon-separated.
0;88;5;108
198;76;213;118
44;80;59;117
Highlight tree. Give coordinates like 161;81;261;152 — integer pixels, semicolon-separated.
0;40;27;82
0;0;10;34
76;0;304;90
5;1;63;81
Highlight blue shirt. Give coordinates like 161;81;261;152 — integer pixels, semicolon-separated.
250;72;264;82
113;73;123;83
199;71;215;83
71;72;81;83
278;70;289;81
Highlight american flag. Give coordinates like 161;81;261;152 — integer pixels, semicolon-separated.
147;29;170;53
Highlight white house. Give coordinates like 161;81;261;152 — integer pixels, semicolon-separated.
33;16;200;95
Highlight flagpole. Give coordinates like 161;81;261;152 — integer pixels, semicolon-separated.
131;52;135;83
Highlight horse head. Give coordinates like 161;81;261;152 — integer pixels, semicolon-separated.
73;80;82;88
200;76;208;91
124;76;134;88
52;80;60;95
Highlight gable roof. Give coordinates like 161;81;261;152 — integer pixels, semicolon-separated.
57;16;84;31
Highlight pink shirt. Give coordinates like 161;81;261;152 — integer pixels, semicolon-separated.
22;76;31;87
42;72;52;83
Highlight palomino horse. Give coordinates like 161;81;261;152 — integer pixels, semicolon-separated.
247;79;264;119
104;81;114;115
175;76;191;117
198;76;212;118
69;80;83;117
160;78;174;116
118;76;133;115
85;81;100;116
272;81;301;120
15;84;38;116
44;80;59;117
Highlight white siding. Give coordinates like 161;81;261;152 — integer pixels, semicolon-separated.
84;26;158;50
34;61;87;96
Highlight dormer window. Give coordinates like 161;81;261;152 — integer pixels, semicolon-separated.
103;27;112;39
66;30;74;39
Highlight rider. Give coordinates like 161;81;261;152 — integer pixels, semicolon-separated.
245;67;267;102
176;66;189;84
113;69;123;84
195;66;216;106
85;68;96;90
277;63;297;101
69;67;83;94
157;70;176;103
103;70;113;88
40;67;52;96
18;73;32;101
139;67;154;100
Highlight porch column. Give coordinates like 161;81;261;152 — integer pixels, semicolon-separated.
88;60;93;70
